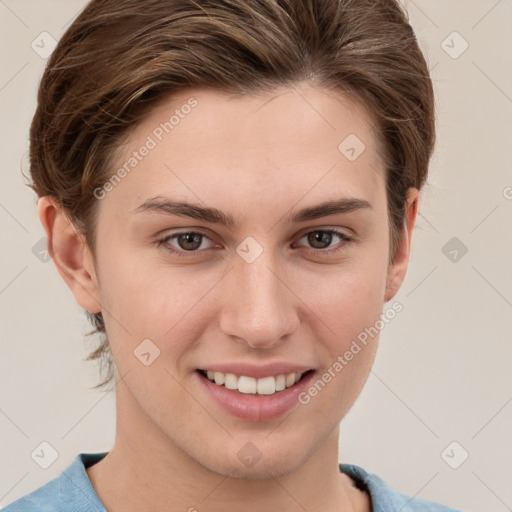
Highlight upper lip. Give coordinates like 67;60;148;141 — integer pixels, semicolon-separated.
198;362;314;379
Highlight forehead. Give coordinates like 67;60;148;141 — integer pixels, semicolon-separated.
101;83;387;222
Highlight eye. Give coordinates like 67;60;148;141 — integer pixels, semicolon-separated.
156;228;353;258
156;231;217;257
295;229;352;255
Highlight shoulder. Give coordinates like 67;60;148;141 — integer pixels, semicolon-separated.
2;453;107;512
340;464;466;512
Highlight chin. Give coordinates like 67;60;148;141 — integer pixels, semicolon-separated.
204;454;305;481
186;439;309;481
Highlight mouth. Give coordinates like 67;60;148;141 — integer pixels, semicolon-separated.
197;368;315;396
196;366;317;421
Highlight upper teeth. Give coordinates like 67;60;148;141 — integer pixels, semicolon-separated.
205;370;304;395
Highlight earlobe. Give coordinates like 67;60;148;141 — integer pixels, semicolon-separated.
384;189;419;302
37;196;102;314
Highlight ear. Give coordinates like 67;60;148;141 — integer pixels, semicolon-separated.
384;188;419;302
37;196;102;314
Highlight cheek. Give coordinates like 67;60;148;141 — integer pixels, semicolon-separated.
309;257;389;338
301;256;387;405
95;249;221;366
299;269;384;416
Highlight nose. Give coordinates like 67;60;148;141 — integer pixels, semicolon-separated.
218;248;299;350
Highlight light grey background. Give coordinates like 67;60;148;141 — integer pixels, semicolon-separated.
1;1;511;510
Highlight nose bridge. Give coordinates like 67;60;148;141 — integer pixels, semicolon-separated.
219;245;298;348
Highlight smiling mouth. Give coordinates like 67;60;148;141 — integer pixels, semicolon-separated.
197;369;314;396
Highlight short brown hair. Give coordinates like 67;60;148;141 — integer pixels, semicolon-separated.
28;0;435;387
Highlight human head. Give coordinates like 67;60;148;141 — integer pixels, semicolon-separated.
29;0;434;388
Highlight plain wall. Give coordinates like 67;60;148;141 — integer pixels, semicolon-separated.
1;1;511;510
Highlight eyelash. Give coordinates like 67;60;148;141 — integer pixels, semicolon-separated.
156;229;353;258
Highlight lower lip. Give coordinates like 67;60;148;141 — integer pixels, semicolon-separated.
196;370;315;422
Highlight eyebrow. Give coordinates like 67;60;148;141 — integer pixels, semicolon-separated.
131;195;372;227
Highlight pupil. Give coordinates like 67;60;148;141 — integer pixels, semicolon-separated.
309;231;331;249
180;233;201;250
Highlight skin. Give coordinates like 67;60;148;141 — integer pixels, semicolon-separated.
38;82;418;512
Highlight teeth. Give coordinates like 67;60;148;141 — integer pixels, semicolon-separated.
275;374;286;391
238;376;257;394
203;370;306;395
257;376;275;395
213;372;225;385
224;373;238;390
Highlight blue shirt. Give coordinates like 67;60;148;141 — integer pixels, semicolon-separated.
3;453;464;511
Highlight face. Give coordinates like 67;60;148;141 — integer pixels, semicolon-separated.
53;82;416;480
